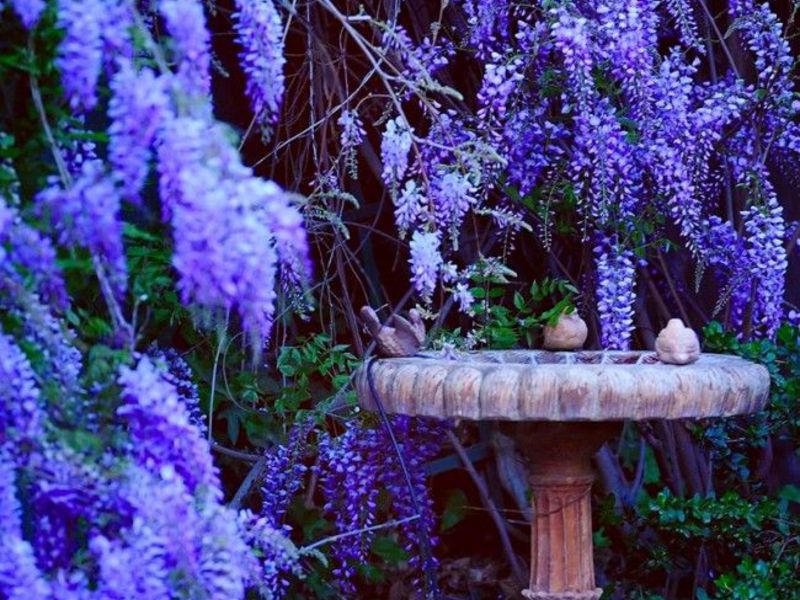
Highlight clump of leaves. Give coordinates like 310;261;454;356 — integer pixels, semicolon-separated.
468;265;579;348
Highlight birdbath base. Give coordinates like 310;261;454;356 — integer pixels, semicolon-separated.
514;422;620;600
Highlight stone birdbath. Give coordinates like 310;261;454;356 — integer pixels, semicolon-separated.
355;347;769;599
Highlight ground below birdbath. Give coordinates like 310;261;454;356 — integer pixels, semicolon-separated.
355;350;769;599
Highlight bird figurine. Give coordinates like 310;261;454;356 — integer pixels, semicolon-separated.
655;318;700;365
360;306;426;357
542;310;588;350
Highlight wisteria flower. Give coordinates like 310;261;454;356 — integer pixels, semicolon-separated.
10;0;45;28
108;62;169;200
381;116;413;186
234;0;286;132
409;230;443;301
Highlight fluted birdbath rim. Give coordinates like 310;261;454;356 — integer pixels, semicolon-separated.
355;350;769;422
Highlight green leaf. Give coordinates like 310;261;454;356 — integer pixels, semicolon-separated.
440;488;468;531
513;291;527;311
123;222;160;242
489;326;518;349
371;535;410;565
778;485;800;504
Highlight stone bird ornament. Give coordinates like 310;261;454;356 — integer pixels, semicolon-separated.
543;310;588;351
655;318;700;365
360;306;426;357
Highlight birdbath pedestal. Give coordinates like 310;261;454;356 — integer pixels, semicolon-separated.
355;350;769;599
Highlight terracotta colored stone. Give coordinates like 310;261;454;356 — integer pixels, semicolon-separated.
542;312;588;351
359;306;425;357
655;318;700;365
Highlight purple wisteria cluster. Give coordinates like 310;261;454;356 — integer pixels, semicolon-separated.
27;0;310;347
0;451;50;598
338;109;366;178
0;334;303;597
410;230;444;302
8;0;44;28
0;0;312;597
108;62;169;201
0;202;67;310
388;0;797;344
234;0;286;135
381;116;414;187
118;358;220;494
594;243;637;350
0;330;45;446
37;159;127;297
316;416;445;596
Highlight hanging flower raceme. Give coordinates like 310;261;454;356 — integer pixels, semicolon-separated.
735;173;787;338
381;116;413;188
338;109;365;151
571;99;641;225
249;425;309;598
0;452;50;600
8;294;82;399
157;115;289;344
153;348;207;436
477;52;524;134
91;465;251;599
9;0;44;29
338;109;365;177
261;425;308;529
316;417;444;595
316;426;381;591
37;159;127;297
255;179;312;307
550;7;595;109
395;180;426;236
595;242;637;350
55;0;128;112
0;331;45;447
431;168;477;235
409;230;443;301
731;1;800;153
238;510;303;599
502;106;557;198
118;356;219;495
159;0;212;97
461;0;511;59
234;0;286;134
0;197;68;310
108;61;169;201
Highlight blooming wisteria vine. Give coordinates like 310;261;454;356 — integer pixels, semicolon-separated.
333;0;798;346
316;417;445;595
234;0;286;136
0;0;311;596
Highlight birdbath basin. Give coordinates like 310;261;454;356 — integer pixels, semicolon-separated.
355;350;770;599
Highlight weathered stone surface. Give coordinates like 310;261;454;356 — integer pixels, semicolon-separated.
542;312;588;351
359;305;425;357
517;423;616;598
655;318;700;365
355;350;770;421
